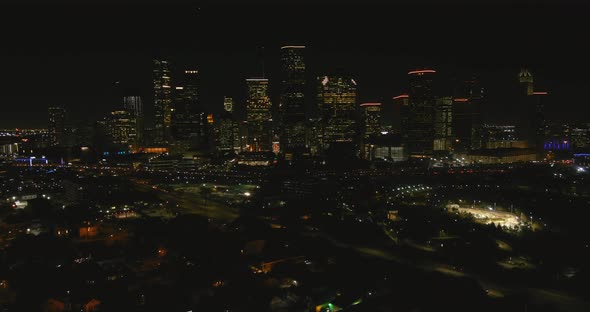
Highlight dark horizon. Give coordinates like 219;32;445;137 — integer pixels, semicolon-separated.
1;3;590;128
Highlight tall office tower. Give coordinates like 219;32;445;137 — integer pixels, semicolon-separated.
407;69;436;157
517;68;546;154
214;97;236;155
48;106;66;146
246;78;273;152
172;70;207;151
123;95;143;117
279;45;307;153
531;91;548;152
317;75;358;155
393;94;410;135
462;77;484;150
434;96;453;151
107;110;137;147
452;97;473;151
152;59;173;144
306;117;323;155
360;103;382;158
122;95;144;145
223;96;234;113
519;68;534;96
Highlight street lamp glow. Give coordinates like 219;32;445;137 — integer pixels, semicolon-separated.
244;192;251;197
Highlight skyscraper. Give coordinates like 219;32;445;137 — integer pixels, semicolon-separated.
223;96;234;113
517;69;546;154
360;102;382;159
451;97;474;152
172;70;207;151
246;78;272;152
48;106;66;146
462;77;484;150
407;69;436;157
519;68;534;96
152;59;173;144
106;110;137;148
122;95;144;145
317;75;358;154
279;45;306;153
123;95;143;118
434;96;453;151
393;94;410;136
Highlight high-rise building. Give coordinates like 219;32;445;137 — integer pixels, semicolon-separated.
106;110;137;148
531;91;548;152
48;106;66;146
519;68;534;96
214;97;236;155
452;97;474;151
152;59;173;143
462;77;484;150
360;103;381;158
246;78;273;152
123;95;143;118
223;96;234;113
407;69;436;157
317;75;358;154
122;95;144;145
517;69;547;154
171;70;208;152
279;45;306;153
393;94;410;136
434;96;453;151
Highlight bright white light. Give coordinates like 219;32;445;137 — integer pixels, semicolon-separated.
244;192;251;197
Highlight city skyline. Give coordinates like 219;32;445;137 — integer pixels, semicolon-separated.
2;3;590;312
1;4;590;128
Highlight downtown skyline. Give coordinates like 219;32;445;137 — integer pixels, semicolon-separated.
1;4;590;128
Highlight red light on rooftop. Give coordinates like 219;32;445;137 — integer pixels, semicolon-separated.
408;69;436;75
453;98;469;102
393;94;409;100
533;91;548;95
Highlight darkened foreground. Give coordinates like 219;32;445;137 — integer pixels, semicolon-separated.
0;161;589;311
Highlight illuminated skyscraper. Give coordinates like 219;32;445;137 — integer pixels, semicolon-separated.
407;69;436;157
434;96;453;151
246;78;272;151
519;68;534;96
531;91;548;152
317;75;358;154
107;110;137;147
122;95;144;145
517;69;546;154
123;95;143;118
360;103;382;158
170;69;210;152
223;96;234;113
393;94;410;136
48;106;66;146
214;97;237;155
279;45;306;153
152;59;173;143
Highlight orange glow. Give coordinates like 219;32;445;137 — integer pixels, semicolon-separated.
207;114;214;124
533;91;548;95
408;69;436;75
141;147;169;153
393;94;409;100
453;98;469;102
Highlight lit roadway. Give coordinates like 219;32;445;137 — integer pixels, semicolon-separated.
131;180;239;223
302;227;590;312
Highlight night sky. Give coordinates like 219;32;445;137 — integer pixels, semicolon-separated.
1;2;589;128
